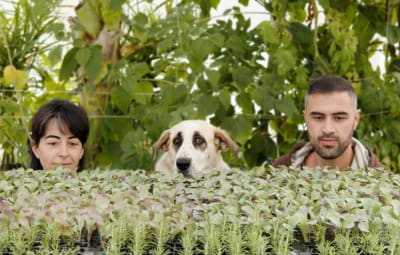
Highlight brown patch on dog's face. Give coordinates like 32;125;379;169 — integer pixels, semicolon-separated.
172;132;183;152
193;131;207;151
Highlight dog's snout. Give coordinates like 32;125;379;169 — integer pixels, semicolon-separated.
176;158;191;173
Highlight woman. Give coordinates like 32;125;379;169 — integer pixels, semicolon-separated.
29;99;89;171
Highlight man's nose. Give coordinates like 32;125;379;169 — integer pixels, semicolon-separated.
322;119;335;134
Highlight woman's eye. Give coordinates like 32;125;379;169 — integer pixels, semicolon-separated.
69;140;82;147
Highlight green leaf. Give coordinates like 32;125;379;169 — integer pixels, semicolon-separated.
190;38;213;62
244;131;277;166
318;0;330;9
274;47;297;75
288;2;307;21
196;0;212;16
97;142;123;166
257;21;280;45
209;33;225;48
221;115;252;144
342;213;356;229
75;48;91;67
132;81;153;104
85;47;104;82
76;0;102;38
218;90;232;110
232;66;254;90
48;45;63;66
101;0;122;30
161;85;188;107
210;0;220;8
359;81;387;112
134;12;148;27
287;22;313;45
287;205;308;228
3;65;28;90
198;95;220;117
0;180;13;192
236;92;253;114
59;48;78;81
252;86;275;112
130;62;150;78
387;25;400;45
392;200;400;217
381;206;395;225
358;220;369;232
275;96;299;118
121;128;146;151
206;69;220;88
110;86;131;113
324;208;342;227
197;76;213;92
226;34;246;56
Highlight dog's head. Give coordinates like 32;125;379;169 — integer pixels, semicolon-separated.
152;120;239;178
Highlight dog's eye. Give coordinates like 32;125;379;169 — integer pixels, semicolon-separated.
193;135;205;146
173;137;182;146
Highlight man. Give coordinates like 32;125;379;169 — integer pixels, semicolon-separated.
273;75;383;170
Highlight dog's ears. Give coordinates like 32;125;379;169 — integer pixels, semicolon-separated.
214;128;239;157
152;130;170;160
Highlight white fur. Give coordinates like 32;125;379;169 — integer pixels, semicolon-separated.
153;120;239;178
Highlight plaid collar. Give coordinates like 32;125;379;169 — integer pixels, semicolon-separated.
291;138;370;170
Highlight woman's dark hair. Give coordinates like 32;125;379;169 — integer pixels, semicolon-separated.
29;99;89;171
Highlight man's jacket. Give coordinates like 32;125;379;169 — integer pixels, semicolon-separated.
272;139;384;169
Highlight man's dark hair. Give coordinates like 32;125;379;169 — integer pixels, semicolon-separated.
305;75;358;108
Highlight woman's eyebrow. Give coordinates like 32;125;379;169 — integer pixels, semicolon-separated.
44;135;79;140
44;135;61;139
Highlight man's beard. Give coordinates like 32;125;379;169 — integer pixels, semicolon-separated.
314;134;353;160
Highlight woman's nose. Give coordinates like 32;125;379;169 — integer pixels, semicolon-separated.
59;143;69;156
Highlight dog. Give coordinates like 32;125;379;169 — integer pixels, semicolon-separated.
152;120;239;178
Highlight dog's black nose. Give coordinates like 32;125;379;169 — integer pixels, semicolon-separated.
176;158;191;173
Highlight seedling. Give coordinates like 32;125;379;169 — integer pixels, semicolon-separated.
180;223;198;255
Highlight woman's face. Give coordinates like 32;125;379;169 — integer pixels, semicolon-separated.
32;118;84;170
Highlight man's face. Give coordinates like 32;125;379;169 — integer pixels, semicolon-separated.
304;92;360;160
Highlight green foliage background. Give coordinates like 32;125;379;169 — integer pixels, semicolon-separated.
1;0;400;172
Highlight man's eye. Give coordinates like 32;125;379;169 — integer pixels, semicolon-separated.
69;142;80;147
47;142;58;146
335;116;346;120
312;115;323;120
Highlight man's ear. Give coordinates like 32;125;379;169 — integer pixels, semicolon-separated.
354;109;361;130
303;109;310;129
152;130;170;160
